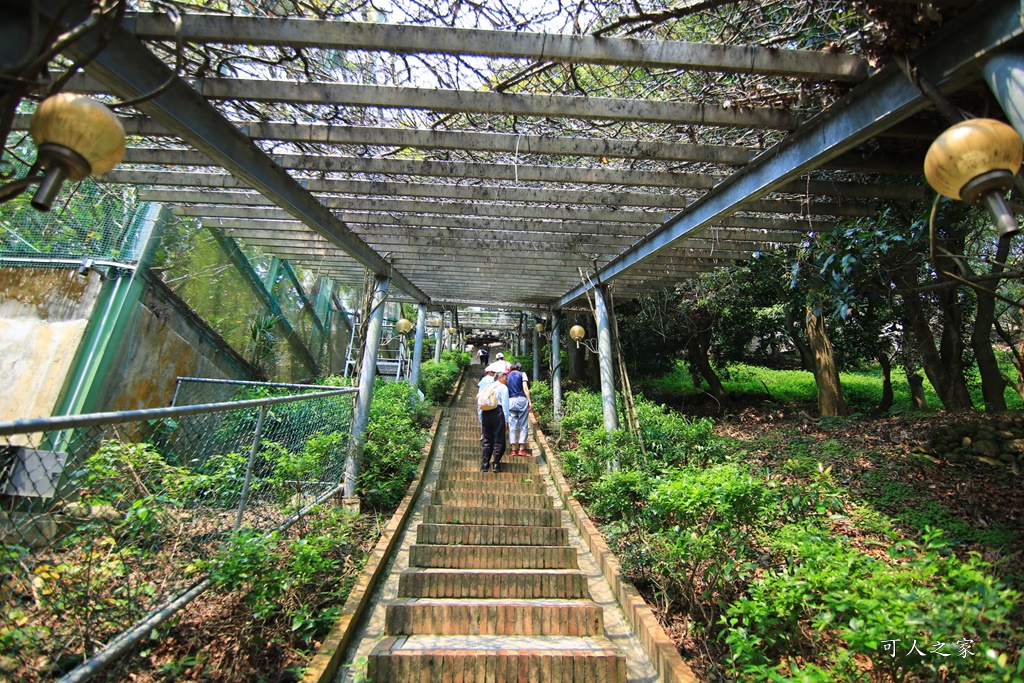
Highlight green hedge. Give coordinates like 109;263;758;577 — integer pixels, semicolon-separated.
550;387;1022;682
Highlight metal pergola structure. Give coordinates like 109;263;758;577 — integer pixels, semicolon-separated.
10;0;1023;328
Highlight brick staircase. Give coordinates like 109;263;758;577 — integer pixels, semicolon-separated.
367;378;627;681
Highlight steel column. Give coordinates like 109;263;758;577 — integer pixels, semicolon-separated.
983;53;1024;141
551;311;563;420
343;274;390;499
532;322;541;382
594;286;619;434
409;304;427;389
434;312;444;363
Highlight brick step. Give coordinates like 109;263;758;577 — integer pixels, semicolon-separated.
432;491;553;509
397;569;591;599
423;505;560;527
384;598;603;636
417;523;568;546
368;635;627;682
409;544;577;569
436;471;543;485
435;479;547;495
440;460;539;474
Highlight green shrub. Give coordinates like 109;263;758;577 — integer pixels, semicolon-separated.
79;441;190;507
359;381;427;510
560;390;605;434
530;380;552;424
418;359;460;403
635;397;718;468
723;525;1021;682
441;349;471;369
589;470;656;522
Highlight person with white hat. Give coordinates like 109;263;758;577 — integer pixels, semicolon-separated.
485;352;511;374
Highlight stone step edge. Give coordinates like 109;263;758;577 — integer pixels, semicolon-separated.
535;420;700;683
384;600;604;636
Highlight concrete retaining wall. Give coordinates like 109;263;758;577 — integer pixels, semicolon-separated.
0;267;103;422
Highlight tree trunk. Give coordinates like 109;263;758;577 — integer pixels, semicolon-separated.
805;305;849;417
687;332;728;408
995;320;1024;402
876;352;894;413
970;237;1010;412
784;305;815;371
900;287;973;410
938;288;975;410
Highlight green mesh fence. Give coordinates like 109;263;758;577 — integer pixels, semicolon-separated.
0;379;356;683
151;217;335;383
0;147;150;266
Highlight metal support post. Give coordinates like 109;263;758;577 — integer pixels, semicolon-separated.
234;405;267;530
434;313;443;363
343;274;390;499
409;304;426;388
551;310;562;420
983;53;1024;141
533;322;541;382
594;286;619;433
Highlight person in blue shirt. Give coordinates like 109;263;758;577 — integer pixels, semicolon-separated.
479;372;510;472
505;362;531;456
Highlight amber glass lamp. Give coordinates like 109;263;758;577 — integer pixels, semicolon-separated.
924;118;1023;236
395;318;413;335
569;325;586;342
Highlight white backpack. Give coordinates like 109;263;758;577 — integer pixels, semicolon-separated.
477;382;500;410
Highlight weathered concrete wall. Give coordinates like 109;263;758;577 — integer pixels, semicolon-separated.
0;267;103;422
95;273;253;412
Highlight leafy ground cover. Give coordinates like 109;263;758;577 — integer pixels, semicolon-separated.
1;379;430;683
534;365;1024;682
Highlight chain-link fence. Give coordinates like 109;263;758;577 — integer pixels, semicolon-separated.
0;380;357;683
0;142;151;268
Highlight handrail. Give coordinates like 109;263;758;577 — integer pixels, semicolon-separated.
0;387;357;437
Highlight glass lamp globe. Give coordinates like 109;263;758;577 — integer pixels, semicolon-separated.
29;93;126;210
569;325;586;341
925;118;1023;236
395;318;413;335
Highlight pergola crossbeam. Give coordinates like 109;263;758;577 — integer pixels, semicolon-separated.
127;13;870;81
554;0;1024;308
41;0;429;304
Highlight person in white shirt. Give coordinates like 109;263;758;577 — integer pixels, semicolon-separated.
479;372;510;472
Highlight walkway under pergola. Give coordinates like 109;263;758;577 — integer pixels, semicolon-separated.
12;0;1022;321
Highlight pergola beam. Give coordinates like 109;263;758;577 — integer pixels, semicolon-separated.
41;0;429;304
127;13;869;81
13;113;920;173
70;74;800;130
554;0;1024;308
146;189;836;232
120;147;926;200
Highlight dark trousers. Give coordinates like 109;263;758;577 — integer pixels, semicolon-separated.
481;408;506;468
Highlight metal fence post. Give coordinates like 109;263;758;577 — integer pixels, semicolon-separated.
234;404;268;530
410;304;426;388
344;274;390;499
551;310;562;420
594;286;619;435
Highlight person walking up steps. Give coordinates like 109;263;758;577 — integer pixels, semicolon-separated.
477;371;509;473
506;362;531;456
